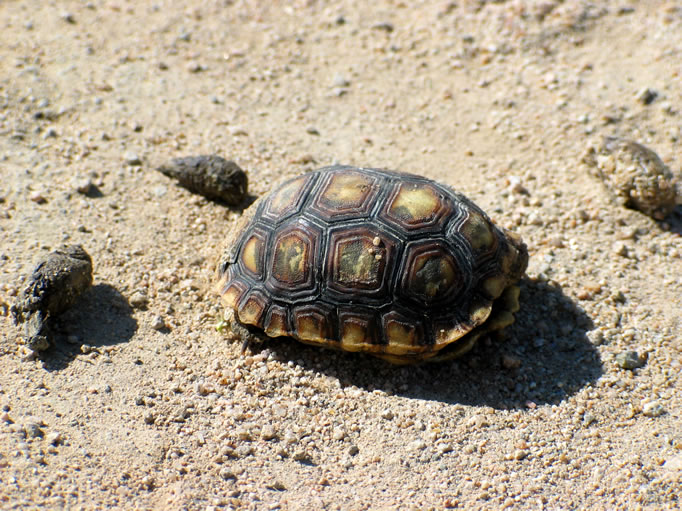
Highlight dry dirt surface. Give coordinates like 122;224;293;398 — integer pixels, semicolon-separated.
1;1;681;509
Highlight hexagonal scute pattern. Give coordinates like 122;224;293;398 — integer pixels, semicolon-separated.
380;180;454;232
261;173;316;223
310;168;381;220
399;240;471;306
218;165;529;363
266;221;321;297
325;226;398;300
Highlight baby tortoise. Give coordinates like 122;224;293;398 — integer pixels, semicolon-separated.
11;245;93;352
217;165;528;364
583;137;679;220
157;155;248;206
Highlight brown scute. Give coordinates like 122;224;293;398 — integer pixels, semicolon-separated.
388;184;439;224
334;235;385;288
263;174;312;220
482;274;507;300
460;211;496;253
338;310;380;352
220;279;248;310
271;230;310;285
237;291;268;327
218;165;528;364
264;304;290;338
381;311;427;355
240;233;265;277
312;170;379;218
402;241;465;306
293;305;334;343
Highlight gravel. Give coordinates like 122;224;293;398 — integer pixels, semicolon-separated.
0;1;680;509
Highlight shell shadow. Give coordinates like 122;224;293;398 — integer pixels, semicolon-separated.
253;278;602;409
40;284;138;371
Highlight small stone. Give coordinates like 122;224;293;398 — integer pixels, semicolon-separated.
587;330;605;346
636;87;658;105
29;191;47;204
43;127;58;138
292;450;311;462
62;12;76;24
75;178;94;195
501;354;521;369
507;176;529;195
268;480;287;491
332;73;350;87
348;445;359;456
151;315;165;330
514;449;529;460
124;152;142;166
332;428;345;441
380;409;394;420
615;351;645;370
235;445;254;458
228;126;248;136
261;425;277;441
642;401;665;418
143;412;155;425
45;431;62;446
219;468;237;480
129;291;149;309
306;126;320;135
24;422;44;439
612;241;628;257
410;439;426;451
372;21;394;32
187;61;205;73
582;413;597;426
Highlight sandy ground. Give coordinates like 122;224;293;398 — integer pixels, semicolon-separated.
1;1;681;509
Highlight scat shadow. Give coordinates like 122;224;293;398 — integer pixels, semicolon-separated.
40;284;137;371
249;279;602;409
663;205;682;235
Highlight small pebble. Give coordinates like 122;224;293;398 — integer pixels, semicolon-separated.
219;468;237;480
151;315;165;330
641;401;665;418
332;428;345;440
615;351;645;370
45;431;62;446
75;178;94;195
129;291;149;309
501;354;522;369
292;450;311;462
261;425;277;441
29;191;47;204
636;87;658;105
24;422;44;439
187;61;205;73
124;152;142;166
348;445;359;456
332;73;350;87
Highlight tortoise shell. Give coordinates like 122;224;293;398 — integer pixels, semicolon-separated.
217;165;528;364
